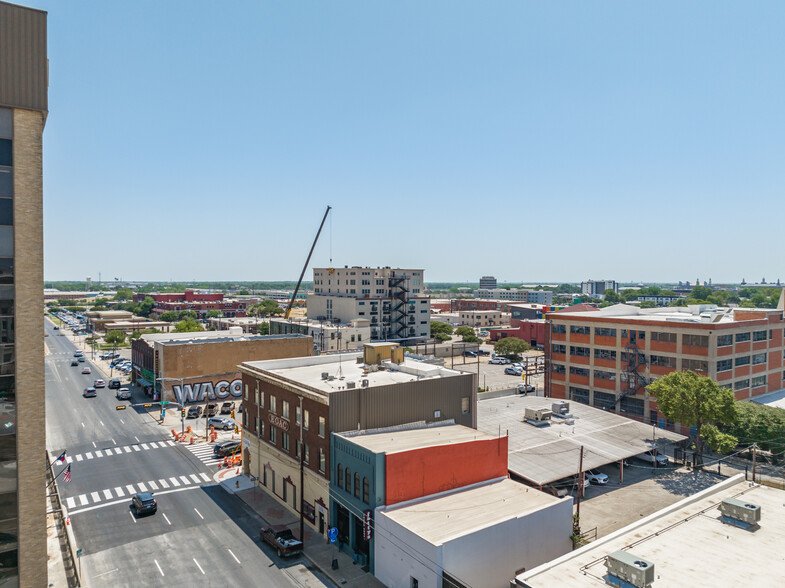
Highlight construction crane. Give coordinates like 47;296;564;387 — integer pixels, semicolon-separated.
284;205;332;320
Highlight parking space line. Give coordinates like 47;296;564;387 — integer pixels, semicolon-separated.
137;482;148;492
66;456;73;464
114;487;124;497
193;558;205;575
228;549;240;564
103;489;113;500
194;508;204;520
114;448;123;455
78;494;88;506
162;513;171;526
126;485;135;495
135;436;140;443
169;477;181;487
149;442;160;448
154;559;164;576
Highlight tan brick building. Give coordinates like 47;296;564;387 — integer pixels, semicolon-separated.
0;2;48;584
545;303;785;434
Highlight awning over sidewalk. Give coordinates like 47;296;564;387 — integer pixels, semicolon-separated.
136;378;152;387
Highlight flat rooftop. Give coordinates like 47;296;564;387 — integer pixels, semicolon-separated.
142;330;308;346
242;353;466;393
337;424;495;454
478;396;685;486
751;389;785;410
382;478;560;545
516;476;785;587
551;303;782;324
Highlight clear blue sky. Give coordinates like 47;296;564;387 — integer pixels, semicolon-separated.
32;0;785;283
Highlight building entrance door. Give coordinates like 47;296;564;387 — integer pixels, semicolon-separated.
319;512;325;535
336;504;350;545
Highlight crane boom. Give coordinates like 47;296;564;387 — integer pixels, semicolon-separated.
284;205;332;319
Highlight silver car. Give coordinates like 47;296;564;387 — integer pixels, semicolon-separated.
207;417;233;430
116;387;132;400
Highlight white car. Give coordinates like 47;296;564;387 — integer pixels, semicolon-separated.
585;470;609;485
636;451;669;466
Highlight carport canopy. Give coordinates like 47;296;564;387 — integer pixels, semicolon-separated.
478;396;687;487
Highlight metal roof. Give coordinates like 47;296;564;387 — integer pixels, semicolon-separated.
478;396;686;486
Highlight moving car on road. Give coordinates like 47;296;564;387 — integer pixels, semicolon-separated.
94;379;106;388
260;526;303;558
214;440;241;458
131;492;157;516
116;388;132;400
78;356;86;363
83;388;96;398
70;360;79;367
108;379;121;389
186;406;203;419
81;367;91;374
208;417;233;430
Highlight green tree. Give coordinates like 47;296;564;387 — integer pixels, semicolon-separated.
256;322;270;335
178;310;198;320
113;288;134;301
603;290;620;304
434;333;451;342
173;318;204;333
722;401;785;454
639;300;656;309
493;337;531;359
138;296;156;317
130;331;142;340
206;309;221;319
691;285;712;301
620;289;639;302
104;330;126;346
648;371;737;466
238;289;250;295
455;326;474;338
159;311;179;322
431;321;453;337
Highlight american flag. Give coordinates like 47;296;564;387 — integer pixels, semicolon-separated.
55;450;67;464
62;465;71;483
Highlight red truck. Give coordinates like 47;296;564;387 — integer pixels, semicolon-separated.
260;525;303;558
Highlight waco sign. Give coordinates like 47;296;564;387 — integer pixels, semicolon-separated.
172;379;243;404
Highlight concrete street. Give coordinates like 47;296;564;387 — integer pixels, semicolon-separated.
45;320;333;587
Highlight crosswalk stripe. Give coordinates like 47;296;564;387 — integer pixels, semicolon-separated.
148;481;159;490
126;484;135;494
166;440;176;446
179;476;190;485
114;447;123;455
86;452;94;459
66;497;76;509
103;489;113;500
133;446;141;452
76;455;83;462
124;446;132;453
137;482;148;492
79;494;89;506
189;474;201;484
66;456;73;464
114;487;125;497
141;443;149;450
199;473;211;482
158;479;169;488
169;477;181;487
149;442;160;448
94;450;103;458
90;492;100;502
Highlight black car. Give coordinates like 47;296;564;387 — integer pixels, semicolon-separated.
108;379;121;389
131;492;157;516
220;402;233;414
206;403;218;417
186;406;202;419
477;349;490;355
70;360;79;367
213;440;241;458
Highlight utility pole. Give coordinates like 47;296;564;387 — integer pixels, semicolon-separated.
576;445;584;520
751;444;758;483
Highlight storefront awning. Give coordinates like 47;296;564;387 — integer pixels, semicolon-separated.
136;378;152;387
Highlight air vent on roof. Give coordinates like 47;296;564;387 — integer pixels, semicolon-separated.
361;379;369;388
605;550;654;588
719;497;761;528
523;407;552;427
346;381;356;389
321;372;329;380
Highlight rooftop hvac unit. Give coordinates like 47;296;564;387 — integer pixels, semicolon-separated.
524;407;553;426
719;497;761;525
346;381;356;389
551;401;571;417
361;379;369;388
321;372;329;380
604;551;654;588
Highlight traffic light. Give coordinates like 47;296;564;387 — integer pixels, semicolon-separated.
181;408;186;418
230;410;235;419
234;426;239;434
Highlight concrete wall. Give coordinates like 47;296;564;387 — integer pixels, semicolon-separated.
375;510;441;588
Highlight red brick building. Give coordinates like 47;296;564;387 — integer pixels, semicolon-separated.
133;289;249;317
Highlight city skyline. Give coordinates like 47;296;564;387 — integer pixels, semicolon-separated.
31;0;785;282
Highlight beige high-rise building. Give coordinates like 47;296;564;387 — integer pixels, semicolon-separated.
0;2;48;585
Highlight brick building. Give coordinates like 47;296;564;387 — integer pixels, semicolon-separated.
133;289;251;318
545;303;785;434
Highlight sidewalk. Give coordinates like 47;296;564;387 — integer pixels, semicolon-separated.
222;473;384;588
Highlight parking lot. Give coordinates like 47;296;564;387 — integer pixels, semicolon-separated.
449;343;545;392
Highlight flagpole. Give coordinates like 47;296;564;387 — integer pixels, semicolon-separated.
47;464;70;488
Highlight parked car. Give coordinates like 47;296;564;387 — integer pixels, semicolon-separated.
542;485;569;498
81;367;91;374
207;417;233;430
489;357;506;365
517;383;535;394
636;450;669;466
213;440;241;458
206;403;218;417
131;492;157;516
108;379;121;389
70;360;79;367
116;388;132;400
186;406;203;419
585;470;609;485
220;402;234;415
94;379;106;388
463;350;478;357
83;388;96;398
260;525;303;558
477;349;490;355
505;367;523;376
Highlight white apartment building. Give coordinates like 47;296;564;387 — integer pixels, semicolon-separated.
475;288;553;305
308;266;430;343
269;317;371;353
581;280;619;297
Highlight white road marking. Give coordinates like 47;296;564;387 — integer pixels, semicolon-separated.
75;455;83;462
114;487;124;497
78;494;89;506
81;422;85;428
158;479;169;488
114;448;123;455
169;477;181;487
135;436;140;442
141;443;149;450
162;513;171;526
111;438;116;444
65;497;76;509
123;447;131;453
228;549;241;564
120;419;124;424
193;558;205;575
66;456;73;464
137;482;148;492
179;476;190;485
99;421;104;427
93;568;119;579
132;446;141;452
90;492;100;502
103;489;113;500
85;452;93;460
126;485;135;495
148;481;159;490
199;473;211;482
154;560;164;577
129;510;136;523
92;441;96;448
149;442;159;448
194;508;204;520
189;474;201;484
94;450;103;458
68;486;198;516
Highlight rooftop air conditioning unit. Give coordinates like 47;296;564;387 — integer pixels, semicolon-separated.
321;372;329;380
551;401;571;417
719;498;761;525
346;381;356;389
605;551;654;588
524;407;553;426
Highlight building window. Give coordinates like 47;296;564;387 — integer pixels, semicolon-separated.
345;467;351;493
282;432;290;452
682;334;709;347
318;416;326;438
570;325;590;335
304;409;310;430
319;448;326;473
595;327;617;337
736;332;751;343
619;396;644;416
593;369;616;381
255;385;260;406
717;334;733;347
717;359;733;372
244;384;249;400
269;426;277;445
259;421;264;438
753;330;768;342
650;355;676;368
594;348;616;360
254;415;259;432
552;324;566;334
282;400;290;420
570;346;590;357
304;443;310;464
569;387;590;405
337;464;343;489
295;440;302;459
552;344;566;354
363;477;370;504
735;356;751;367
683;359;708;372
593;391;616;411
570;366;589;377
752;375;767;388
734;379;750;390
295;405;302;426
461;397;470;414
552;363;566;374
354;473;361;499
270;395;277;414
752;353;767;365
651;331;677;343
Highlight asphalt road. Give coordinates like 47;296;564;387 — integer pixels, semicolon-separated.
45;320;332;588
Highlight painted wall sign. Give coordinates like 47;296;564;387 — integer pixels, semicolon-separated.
363;510;372;541
268;412;290;431
172;378;243;404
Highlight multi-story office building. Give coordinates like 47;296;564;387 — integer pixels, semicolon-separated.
269;317;371;353
0;2;48;584
581;279;618;297
308;266;429;344
479;275;497;290
545;304;785;434
475;288;553;305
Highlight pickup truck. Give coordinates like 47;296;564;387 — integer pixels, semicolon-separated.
260;525;303;557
